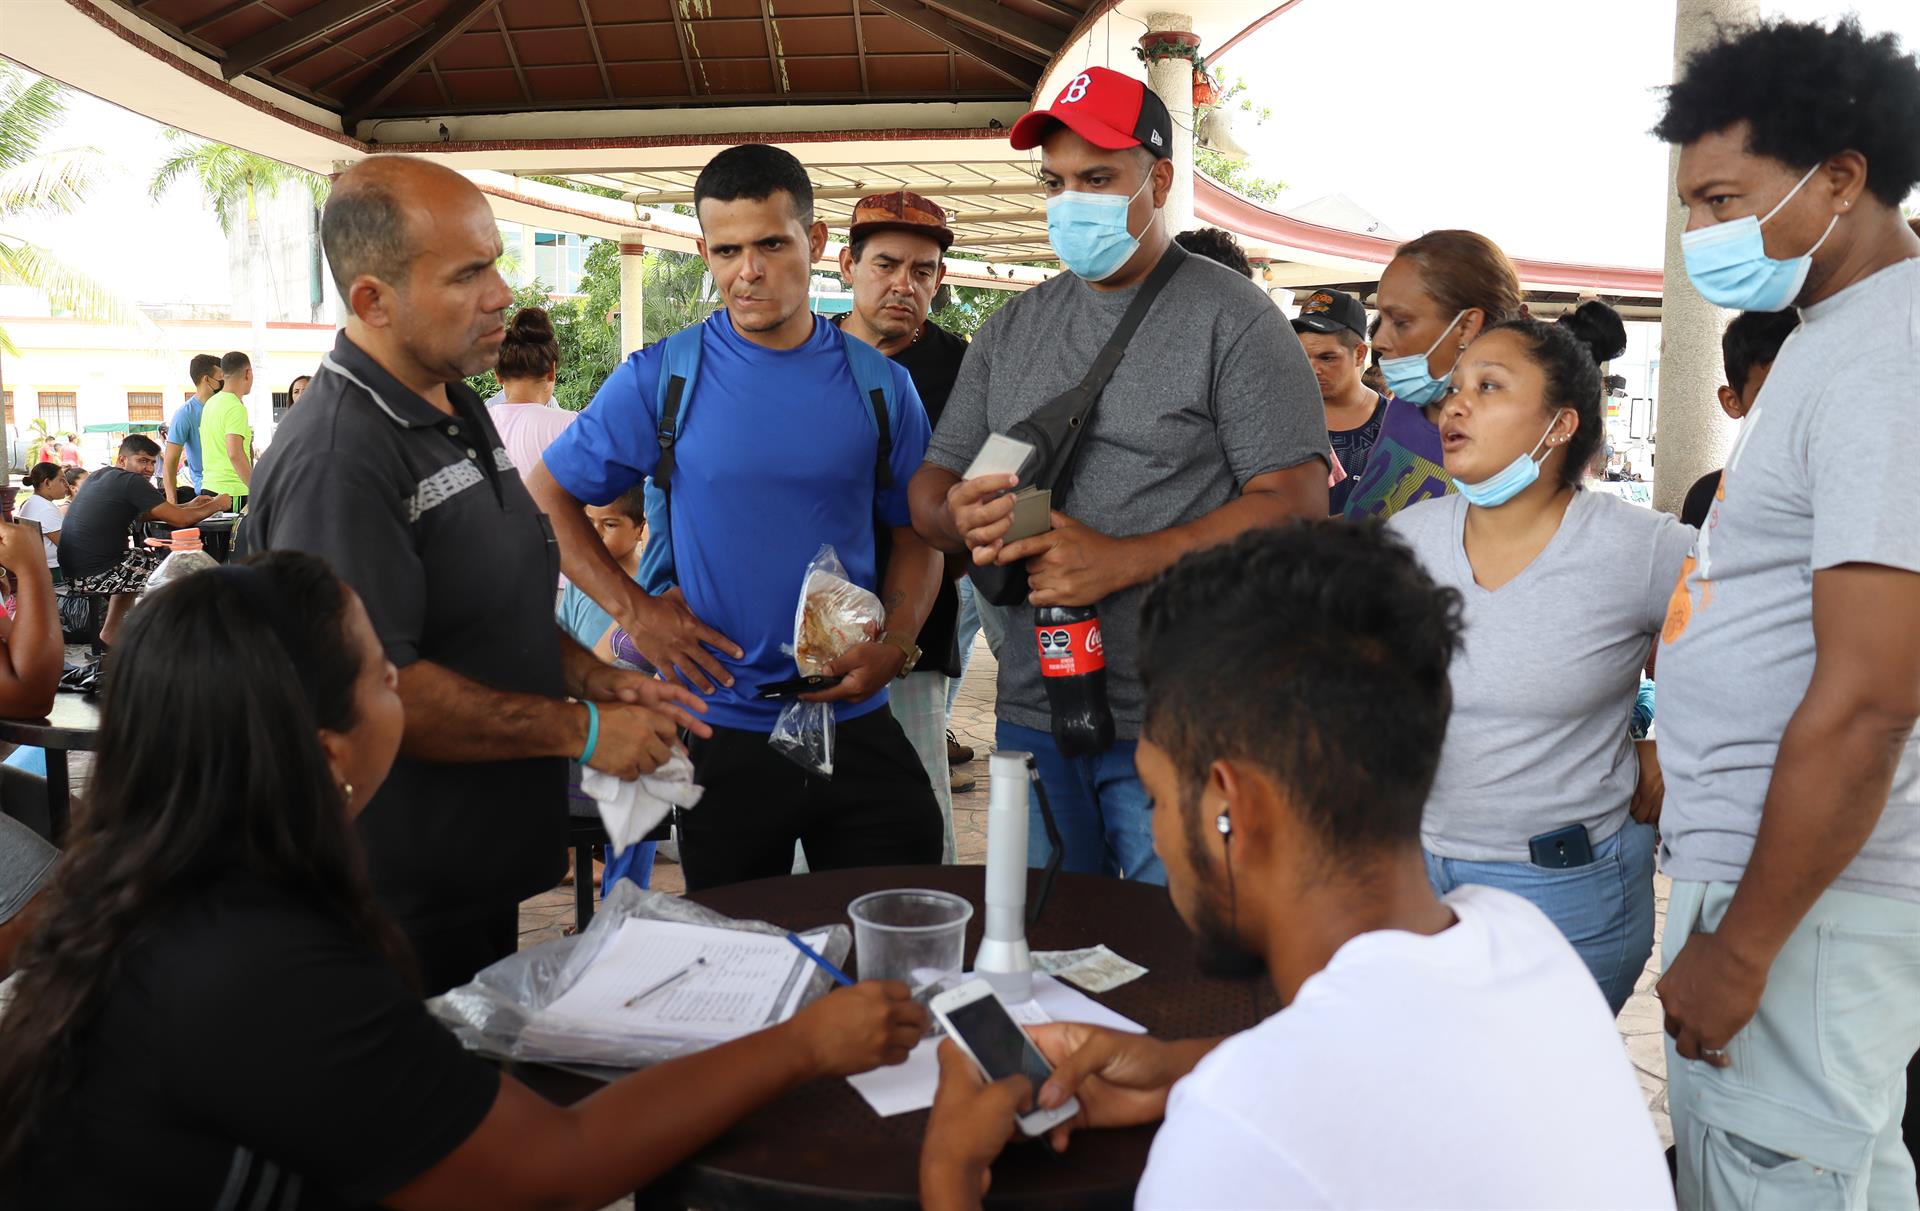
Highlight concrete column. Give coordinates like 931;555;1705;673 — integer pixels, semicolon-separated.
1143;12;1196;235
1652;0;1758;516
618;235;646;358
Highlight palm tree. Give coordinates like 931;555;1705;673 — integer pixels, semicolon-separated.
149;130;328;435
642;248;718;347
0;66;150;356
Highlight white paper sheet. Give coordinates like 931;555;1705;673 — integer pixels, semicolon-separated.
529;919;829;1044
845;974;1146;1117
963;433;1036;481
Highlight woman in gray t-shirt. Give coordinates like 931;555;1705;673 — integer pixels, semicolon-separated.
1389;303;1693;1014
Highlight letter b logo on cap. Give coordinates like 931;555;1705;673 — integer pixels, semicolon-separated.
1063;73;1091;103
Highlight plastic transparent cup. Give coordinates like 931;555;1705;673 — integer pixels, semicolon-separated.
848;889;973;1002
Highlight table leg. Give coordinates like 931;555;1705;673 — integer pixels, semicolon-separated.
47;746;69;845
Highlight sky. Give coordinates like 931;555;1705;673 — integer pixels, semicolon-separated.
7;0;1920;307
1220;0;1920;267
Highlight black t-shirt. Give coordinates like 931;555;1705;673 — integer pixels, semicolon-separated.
9;872;498;1208
1327;393;1388;517
56;466;163;578
858;319;971;677
1681;469;1721;530
240;333;568;930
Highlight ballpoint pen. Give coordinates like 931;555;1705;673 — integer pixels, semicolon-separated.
623;955;709;1009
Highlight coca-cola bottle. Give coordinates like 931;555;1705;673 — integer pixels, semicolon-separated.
1034;604;1115;757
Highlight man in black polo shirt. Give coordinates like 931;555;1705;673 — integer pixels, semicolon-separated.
241;156;709;994
836;190;972;855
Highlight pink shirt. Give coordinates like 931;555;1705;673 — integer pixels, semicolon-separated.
488;401;577;483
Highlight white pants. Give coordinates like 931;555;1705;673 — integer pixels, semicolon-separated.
888;670;955;863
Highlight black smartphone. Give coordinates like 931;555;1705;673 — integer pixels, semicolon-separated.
755;674;844;700
1528;823;1595;869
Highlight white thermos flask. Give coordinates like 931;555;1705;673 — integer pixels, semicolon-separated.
975;750;1033;1003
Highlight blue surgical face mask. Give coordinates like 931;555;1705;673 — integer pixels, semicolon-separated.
1046;168;1155;282
1681;163;1840;312
1452;413;1565;508
1380;310;1468;405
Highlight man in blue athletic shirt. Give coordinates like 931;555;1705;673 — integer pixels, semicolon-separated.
529;144;944;890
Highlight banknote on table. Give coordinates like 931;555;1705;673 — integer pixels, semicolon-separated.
1030;944;1148;993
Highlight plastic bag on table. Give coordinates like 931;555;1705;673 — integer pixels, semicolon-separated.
429;879;852;1072
769;544;883;778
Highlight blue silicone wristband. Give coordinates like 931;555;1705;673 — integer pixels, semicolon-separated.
578;700;600;765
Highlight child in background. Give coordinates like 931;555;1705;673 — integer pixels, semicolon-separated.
1680;310;1801;529
556;486;658;891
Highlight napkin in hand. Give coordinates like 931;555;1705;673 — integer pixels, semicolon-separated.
579;751;704;852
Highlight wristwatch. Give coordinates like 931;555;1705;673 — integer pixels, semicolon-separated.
879;631;922;679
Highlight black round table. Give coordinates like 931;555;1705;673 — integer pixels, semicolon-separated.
512;865;1278;1210
143;513;239;563
0;693;100;842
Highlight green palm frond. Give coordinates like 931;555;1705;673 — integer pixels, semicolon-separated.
148;129;329;236
0;234;160;352
0;68;69;176
0;147;109;220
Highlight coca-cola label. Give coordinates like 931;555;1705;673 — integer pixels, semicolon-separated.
1036;618;1104;677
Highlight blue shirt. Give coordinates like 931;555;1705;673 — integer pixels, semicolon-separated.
543;313;931;732
168;396;206;490
558;577;622;652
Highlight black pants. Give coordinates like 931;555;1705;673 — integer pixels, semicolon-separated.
401;904;519;998
677;709;942;891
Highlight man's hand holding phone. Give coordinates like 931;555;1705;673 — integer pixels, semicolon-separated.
1025;1023;1223;1152
920;1038;1034;1211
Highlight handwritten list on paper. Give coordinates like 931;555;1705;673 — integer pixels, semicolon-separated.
532;918;830;1044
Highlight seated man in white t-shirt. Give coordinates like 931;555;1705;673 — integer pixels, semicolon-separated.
920;521;1674;1211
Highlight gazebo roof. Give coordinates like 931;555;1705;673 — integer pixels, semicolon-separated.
119;0;1089;128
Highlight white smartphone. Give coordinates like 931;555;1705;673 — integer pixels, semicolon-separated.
929;978;1079;1137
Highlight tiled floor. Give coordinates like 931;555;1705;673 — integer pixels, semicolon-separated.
520;633;1675;1144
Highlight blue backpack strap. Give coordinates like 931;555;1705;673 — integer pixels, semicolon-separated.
839;332;896;490
638;324;704;596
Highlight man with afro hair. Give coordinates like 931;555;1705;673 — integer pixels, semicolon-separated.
1651;16;1920;1209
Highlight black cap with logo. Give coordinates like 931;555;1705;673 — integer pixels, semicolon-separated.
1291;288;1368;340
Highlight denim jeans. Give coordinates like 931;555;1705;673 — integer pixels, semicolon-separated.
997;721;1163;884
1424;818;1656;1014
1665;880;1920;1211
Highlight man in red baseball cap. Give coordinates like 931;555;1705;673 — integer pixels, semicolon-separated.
910;66;1330;888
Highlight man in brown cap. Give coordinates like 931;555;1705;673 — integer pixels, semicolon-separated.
838;191;973;857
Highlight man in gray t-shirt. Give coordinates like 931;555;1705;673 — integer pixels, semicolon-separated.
1651;21;1920;1208
910;67;1327;883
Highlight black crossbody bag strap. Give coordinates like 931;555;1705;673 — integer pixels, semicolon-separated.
868;386;893;491
1030;241;1188;505
966;243;1188;607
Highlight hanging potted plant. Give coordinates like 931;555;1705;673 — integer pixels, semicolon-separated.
1192;70;1219;107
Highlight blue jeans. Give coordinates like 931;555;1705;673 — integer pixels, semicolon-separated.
1424;818;1656;1014
997;721;1163;884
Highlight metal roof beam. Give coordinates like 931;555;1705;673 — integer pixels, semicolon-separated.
920;0;1062;58
624;178;1036;204
862;0;1042;87
222;0;391;79
342;0;505;127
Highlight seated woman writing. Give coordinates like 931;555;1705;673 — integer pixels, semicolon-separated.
0;552;925;1209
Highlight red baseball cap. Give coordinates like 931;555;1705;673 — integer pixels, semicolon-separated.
1010;67;1172;159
